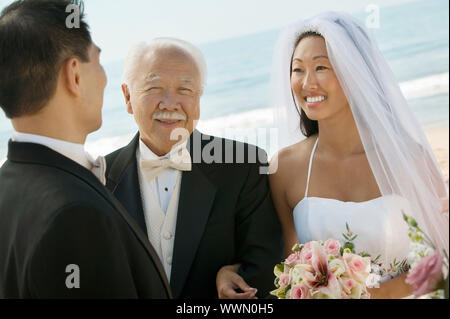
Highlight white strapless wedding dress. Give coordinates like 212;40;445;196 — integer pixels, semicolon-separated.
293;138;411;271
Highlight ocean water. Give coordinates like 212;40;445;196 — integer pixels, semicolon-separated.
0;0;448;159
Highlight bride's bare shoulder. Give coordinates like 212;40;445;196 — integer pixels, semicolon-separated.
276;136;317;166
269;135;317;209
270;135;318;179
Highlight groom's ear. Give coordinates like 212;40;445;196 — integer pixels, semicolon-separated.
62;58;82;98
122;83;133;114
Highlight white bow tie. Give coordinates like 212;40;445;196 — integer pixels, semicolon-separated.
140;148;192;181
86;153;107;185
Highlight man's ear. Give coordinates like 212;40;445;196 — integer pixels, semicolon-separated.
122;83;133;114
62;58;82;97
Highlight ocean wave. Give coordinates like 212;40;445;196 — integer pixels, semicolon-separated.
399;72;449;100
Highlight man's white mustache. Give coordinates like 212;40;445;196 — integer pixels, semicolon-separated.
152;112;186;121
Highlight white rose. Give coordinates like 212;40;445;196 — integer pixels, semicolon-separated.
329;258;346;278
370;264;382;275
366;273;381;288
291;264;314;287
407;250;421;269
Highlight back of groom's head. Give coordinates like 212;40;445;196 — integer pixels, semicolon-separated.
0;0;92;119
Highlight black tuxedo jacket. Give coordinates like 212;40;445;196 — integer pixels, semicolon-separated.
105;130;284;298
0;141;172;299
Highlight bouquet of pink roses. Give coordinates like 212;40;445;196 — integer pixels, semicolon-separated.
271;225;380;299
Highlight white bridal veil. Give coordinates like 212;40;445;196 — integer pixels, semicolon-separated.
271;12;449;258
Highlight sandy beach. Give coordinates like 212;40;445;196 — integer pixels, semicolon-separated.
425;125;449;180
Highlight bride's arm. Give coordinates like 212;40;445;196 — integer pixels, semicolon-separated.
269;156;299;257
368;273;413;299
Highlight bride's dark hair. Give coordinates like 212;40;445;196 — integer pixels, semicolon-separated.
290;31;322;137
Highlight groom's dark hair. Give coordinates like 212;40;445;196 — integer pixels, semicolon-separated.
0;0;91;118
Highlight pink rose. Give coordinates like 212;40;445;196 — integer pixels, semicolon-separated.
343;253;371;283
299;242;313;265
301;251;313;265
324;239;341;257
285;252;301;267
406;250;443;297
279;274;291;288
290;284;310;299
348;256;366;273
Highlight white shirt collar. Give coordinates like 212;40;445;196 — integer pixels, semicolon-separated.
11;131;106;184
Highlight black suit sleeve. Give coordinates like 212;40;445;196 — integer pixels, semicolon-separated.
26;204;138;298
235;149;284;298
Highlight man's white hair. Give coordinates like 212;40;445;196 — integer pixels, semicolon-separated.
122;37;207;92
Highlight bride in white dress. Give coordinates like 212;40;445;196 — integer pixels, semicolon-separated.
268;12;449;299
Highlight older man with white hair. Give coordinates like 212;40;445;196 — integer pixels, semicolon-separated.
105;38;283;299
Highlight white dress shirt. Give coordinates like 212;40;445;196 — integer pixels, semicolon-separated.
137;139;189;213
11;131;106;185
136;139;190;280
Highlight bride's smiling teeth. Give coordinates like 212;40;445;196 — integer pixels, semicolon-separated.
305;96;327;103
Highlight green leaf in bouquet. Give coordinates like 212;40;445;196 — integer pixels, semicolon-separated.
343;248;353;254
274;263;285;277
389;258;397;270
274;276;280;289
359;252;370;258
398;258;410;274
402;211;418;228
372;255;381;264
344;242;355;253
292;243;303;253
351;235;358;241
388;258;403;273
270;285;290;299
408;228;423;243
402;212;409;223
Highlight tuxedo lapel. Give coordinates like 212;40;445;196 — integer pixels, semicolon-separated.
8;140;172;297
170;164;217;298
170;130;218;298
106;134;148;236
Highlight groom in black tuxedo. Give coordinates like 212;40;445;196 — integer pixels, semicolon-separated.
0;0;170;298
105;38;283;299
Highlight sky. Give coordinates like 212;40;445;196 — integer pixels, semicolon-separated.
0;0;418;63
